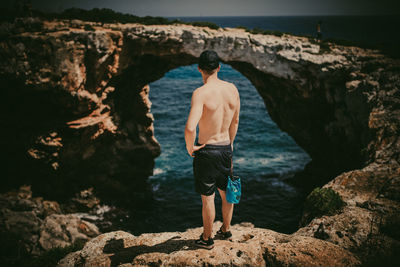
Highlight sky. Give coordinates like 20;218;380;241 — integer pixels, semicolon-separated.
4;0;400;16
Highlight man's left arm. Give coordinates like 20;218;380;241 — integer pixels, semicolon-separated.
185;90;205;157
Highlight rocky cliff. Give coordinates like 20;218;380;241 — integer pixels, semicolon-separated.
0;186;100;261
0;17;399;266
58;222;360;267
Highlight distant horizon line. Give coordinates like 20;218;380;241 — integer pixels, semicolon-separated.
162;14;399;17
32;6;400;18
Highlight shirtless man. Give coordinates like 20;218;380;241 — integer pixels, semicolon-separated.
184;50;240;249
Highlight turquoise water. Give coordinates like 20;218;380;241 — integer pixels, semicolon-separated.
117;63;311;234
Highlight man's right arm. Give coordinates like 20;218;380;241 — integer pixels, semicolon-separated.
229;92;240;150
185;89;204;157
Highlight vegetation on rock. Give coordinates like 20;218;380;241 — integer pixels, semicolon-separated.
235;25;285;37
188;21;220;30
301;187;346;225
0;6;221;30
83;24;95;31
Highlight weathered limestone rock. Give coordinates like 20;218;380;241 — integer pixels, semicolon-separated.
1;18;399;265
2;209;43;254
0;186;100;256
39;214;100;250
58;222;360;267
296;162;400;264
1;17;398;199
64;187;101;213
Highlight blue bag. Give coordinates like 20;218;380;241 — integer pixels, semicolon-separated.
226;175;241;204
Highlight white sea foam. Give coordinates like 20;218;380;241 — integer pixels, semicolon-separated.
153;168;164;175
71;213;100;221
152;183;160;191
95;204;112;215
71;204;114;221
234;153;296;166
235;157;245;163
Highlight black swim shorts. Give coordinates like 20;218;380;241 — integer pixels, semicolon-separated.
193;142;233;196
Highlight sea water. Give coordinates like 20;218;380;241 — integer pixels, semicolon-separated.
116;63;311;235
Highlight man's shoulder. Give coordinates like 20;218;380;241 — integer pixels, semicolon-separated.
195;81;237;94
193;86;205;96
193;83;213;95
222;81;238;92
220;80;236;88
192;87;206;102
226;82;239;96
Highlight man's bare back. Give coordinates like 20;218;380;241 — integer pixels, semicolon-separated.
185;71;240;157
196;80;240;145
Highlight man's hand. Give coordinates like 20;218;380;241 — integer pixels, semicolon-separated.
188;143;206;157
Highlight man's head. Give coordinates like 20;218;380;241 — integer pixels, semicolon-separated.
198;50;220;75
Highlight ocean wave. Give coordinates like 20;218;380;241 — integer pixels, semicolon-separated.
152;168;165;176
71;204;114;221
152;183;160;192
233;153;294;166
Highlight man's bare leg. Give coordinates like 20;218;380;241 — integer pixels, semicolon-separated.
201;193;215;240
217;188;234;232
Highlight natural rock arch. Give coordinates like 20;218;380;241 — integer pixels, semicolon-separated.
112;22;400;191
0;18;398;198
111;24;376;189
1;18;399;265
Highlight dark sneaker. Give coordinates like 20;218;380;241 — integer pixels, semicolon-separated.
195;234;214;249
216;227;232;239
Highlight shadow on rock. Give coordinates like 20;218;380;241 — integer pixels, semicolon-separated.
103;236;198;267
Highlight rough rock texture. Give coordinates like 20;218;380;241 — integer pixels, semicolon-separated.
1;17;398;197
296;162;400;264
1;19;160;199
39;214;100;250
0;186;100;255
1;18;399;265
58;222;360;267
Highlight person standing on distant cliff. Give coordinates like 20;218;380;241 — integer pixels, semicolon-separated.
316;20;322;42
185;50;240;249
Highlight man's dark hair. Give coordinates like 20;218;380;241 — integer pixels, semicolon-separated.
198;50;220;75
